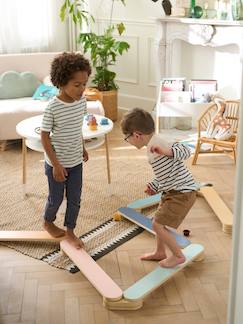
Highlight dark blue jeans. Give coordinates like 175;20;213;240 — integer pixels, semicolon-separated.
44;162;83;229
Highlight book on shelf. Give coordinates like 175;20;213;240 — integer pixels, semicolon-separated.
161;78;186;92
160;91;191;103
189;79;217;103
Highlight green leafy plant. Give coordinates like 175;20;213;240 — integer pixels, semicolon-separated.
60;0;130;91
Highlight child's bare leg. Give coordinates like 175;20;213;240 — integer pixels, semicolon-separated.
66;228;84;249
140;221;167;261
157;225;185;268
43;220;65;238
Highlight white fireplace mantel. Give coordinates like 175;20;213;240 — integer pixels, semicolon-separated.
155;17;243;81
154;17;243;130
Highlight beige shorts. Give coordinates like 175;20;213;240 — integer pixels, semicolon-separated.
154;190;197;229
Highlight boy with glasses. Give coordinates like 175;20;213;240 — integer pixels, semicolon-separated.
121;108;197;268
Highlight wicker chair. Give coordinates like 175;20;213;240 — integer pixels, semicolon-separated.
192;100;240;165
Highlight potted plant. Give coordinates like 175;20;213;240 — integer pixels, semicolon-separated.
60;0;130;121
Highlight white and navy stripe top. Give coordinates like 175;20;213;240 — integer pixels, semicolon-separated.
41;96;87;168
147;134;197;193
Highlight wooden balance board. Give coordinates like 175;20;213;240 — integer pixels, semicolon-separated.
118;207;191;248
60;240;123;301
199;186;232;234
0;231;63;241
127;193;161;211
123;243;204;301
126;182;213;211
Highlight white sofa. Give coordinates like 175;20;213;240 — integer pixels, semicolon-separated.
0;52;104;141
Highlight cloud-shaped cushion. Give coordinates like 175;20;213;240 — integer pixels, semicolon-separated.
0;71;40;99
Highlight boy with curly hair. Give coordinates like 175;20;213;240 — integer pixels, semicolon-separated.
121;108;197;267
41;52;91;249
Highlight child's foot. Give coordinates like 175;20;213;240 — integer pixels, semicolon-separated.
66;233;84;249
43;221;65;238
159;255;186;268
140;252;167;261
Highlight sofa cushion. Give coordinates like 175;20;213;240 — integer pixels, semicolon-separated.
0;98;48;140
32;84;59;101
0;71;40;99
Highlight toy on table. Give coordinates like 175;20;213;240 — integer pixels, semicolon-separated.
100;117;109;125
87;114;98;131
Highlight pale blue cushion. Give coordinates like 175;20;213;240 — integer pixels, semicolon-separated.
32;84;58;101
0;71;40;99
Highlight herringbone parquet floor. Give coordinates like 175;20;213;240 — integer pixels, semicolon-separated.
0;124;235;324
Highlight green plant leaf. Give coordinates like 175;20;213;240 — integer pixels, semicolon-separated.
116;22;125;35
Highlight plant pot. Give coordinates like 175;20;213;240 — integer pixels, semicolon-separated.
101;90;118;122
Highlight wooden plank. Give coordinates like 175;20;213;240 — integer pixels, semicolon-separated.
127;193;161;211
103;297;143;310
123;243;204;301
60;240;123;301
0;231;63;241
200;187;233;232
126;182;212;211
118;207;191;248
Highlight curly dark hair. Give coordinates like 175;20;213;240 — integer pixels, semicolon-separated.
121;108;155;135
50;52;92;88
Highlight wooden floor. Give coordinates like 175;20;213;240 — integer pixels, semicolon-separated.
0;149;235;323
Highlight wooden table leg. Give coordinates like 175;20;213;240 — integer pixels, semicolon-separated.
104;134;111;184
22;138;27;196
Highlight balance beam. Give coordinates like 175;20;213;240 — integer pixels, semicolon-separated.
60;240;123;301
199;186;233;234
105;243;204;310
127;193;161;211
0;231;63;241
116;207;191;248
123;243;204;301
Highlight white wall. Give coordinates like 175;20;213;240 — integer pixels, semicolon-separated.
89;0;167;112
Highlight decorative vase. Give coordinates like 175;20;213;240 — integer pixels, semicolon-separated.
231;0;243;20
189;0;196;17
194;6;203;18
162;0;172;15
102;90;118;122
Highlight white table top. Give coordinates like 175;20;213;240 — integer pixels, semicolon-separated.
16;114;113;140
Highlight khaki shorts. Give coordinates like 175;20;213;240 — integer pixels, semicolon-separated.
154;190;196;229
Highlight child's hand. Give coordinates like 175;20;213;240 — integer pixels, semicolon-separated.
150;145;173;157
53;163;67;182
83;148;89;162
144;185;156;196
150;145;165;155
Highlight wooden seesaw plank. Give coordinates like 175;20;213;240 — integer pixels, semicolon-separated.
199;186;233;233
126;183;212;211
0;231;63;241
123;243;204;301
127;193;161;211
60;240;123;301
118;207;191;248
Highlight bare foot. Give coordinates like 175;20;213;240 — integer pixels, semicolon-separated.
43;221;65;238
159;255;186;268
66;233;84;249
140;252;167;261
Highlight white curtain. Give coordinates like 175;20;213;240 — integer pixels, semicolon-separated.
0;0;69;54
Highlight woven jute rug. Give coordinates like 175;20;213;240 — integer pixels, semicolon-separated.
0;120;154;271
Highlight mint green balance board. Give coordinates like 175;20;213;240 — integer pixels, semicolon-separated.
127;193;161;210
119;207;191;248
123;243;204;301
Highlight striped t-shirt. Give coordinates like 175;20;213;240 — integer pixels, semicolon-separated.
147;134;197;193
41;96;87;168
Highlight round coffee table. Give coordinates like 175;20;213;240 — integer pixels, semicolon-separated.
16;114;113;191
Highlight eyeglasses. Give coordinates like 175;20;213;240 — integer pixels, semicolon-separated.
124;133;132;142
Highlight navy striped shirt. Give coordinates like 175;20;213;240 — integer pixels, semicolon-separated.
41;96;87;168
147;134;197;193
